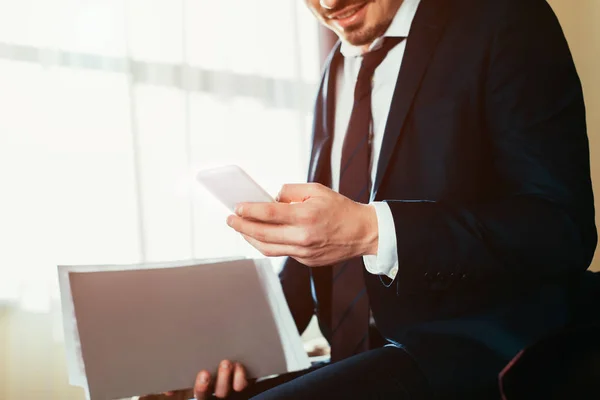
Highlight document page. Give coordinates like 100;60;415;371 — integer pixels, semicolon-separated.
58;258;310;400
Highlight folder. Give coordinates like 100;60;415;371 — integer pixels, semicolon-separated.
58;258;310;400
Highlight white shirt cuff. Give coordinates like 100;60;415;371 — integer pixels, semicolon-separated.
363;201;399;280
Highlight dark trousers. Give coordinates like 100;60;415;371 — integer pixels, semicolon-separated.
230;334;509;400
239;346;432;400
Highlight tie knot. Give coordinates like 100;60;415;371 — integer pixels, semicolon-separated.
354;37;405;102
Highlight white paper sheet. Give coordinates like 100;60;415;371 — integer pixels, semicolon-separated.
58;257;310;400
254;258;311;373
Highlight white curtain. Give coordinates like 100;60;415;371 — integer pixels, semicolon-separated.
0;1;321;398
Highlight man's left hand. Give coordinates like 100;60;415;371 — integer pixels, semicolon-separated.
226;183;378;267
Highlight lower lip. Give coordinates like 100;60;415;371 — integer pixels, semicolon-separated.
331;3;368;30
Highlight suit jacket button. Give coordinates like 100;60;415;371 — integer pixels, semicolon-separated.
461;273;468;280
437;272;445;280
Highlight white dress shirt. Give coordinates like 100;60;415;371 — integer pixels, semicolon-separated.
330;0;421;280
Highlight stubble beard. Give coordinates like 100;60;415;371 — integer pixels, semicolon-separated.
342;18;392;46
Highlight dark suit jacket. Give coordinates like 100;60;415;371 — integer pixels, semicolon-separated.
280;0;597;389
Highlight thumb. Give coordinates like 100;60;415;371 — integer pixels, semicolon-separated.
276;183;324;203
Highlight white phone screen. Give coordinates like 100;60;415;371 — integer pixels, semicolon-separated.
196;165;275;212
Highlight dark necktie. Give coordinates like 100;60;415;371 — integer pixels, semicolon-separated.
330;37;405;362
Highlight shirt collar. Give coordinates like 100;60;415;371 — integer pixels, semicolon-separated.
340;0;421;58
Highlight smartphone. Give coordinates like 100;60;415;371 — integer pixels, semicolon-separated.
196;165;275;212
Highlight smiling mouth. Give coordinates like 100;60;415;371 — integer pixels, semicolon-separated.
326;3;367;21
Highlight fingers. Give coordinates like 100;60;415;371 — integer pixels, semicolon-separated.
233;363;249;392
242;234;308;259
194;370;212;400
214;360;233;398
227;215;282;243
277;183;324;203
228;215;308;246
152;362;249;400
234;202;294;224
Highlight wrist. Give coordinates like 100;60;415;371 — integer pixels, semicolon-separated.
359;204;379;256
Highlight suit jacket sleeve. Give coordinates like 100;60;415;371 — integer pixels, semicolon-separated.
389;0;597;293
279;256;314;335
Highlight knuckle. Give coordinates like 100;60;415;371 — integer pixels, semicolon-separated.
298;209;317;224
298;229;313;246
298;246;314;259
251;241;263;252
264;204;276;219
262;248;274;257
301;258;315;267
253;229;266;242
258;244;277;257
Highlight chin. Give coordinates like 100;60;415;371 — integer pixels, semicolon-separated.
338;17;390;47
342;28;380;47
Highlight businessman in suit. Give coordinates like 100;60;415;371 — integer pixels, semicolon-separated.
147;0;596;398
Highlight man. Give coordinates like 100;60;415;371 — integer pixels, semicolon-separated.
147;0;596;398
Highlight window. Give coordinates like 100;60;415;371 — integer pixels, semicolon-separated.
0;0;321;312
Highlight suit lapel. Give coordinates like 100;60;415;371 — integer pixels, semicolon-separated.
308;42;342;183
372;0;451;199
